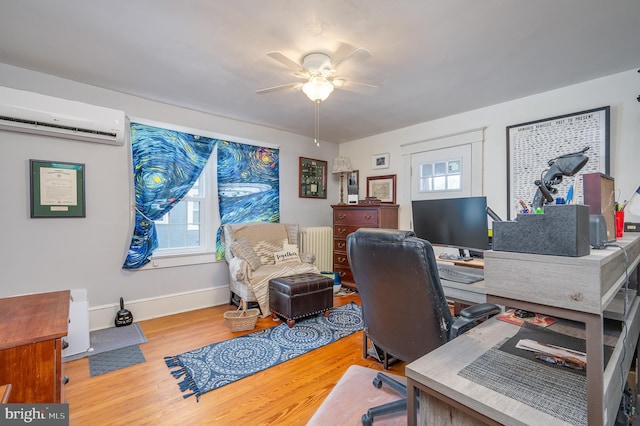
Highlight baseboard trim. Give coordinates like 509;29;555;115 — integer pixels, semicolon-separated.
88;285;230;331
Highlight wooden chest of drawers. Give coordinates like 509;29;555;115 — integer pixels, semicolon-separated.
332;204;399;288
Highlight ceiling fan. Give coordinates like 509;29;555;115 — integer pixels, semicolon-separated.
256;45;377;147
255;45;378;102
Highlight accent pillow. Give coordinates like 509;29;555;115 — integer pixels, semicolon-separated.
282;240;299;253
230;238;262;271
273;249;301;264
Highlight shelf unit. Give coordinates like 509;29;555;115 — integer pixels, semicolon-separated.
484;233;640;425
406;233;640;425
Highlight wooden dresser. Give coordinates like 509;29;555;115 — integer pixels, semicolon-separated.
0;290;70;403
332;204;399;288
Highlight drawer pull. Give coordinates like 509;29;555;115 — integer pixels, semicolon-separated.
337;256;347;264
337;228;347;235
337;214;347;220
337;242;346;249
338;271;346;278
364;214;373;220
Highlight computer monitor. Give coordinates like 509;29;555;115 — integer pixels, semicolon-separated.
411;196;490;254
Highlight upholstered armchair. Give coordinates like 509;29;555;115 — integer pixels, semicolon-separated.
222;222;319;316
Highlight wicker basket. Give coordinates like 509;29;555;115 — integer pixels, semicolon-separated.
224;299;259;332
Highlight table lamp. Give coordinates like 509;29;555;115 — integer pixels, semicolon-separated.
332;156;353;205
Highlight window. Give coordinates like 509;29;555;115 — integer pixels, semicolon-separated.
418;158;462;193
152;154;218;261
155;177;203;250
410;143;473;201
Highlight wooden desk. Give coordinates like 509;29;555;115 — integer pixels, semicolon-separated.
438;261;487;312
407;233;640;425
406;312;639;425
439;257;485;269
440;276;487;311
0;290;70;403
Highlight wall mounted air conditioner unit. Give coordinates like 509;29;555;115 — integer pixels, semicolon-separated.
0;86;126;146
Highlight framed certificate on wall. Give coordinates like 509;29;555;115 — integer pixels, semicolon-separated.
30;159;86;218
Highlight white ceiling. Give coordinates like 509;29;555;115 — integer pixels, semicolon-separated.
1;1;639;143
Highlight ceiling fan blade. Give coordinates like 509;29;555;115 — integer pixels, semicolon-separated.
332;47;372;68
266;51;306;74
336;80;378;95
255;82;303;95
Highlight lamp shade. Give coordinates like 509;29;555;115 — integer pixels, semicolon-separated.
302;76;335;102
332;156;353;174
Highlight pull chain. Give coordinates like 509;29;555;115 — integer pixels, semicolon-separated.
314;100;320;147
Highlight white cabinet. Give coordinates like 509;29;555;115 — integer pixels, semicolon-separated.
63;289;90;357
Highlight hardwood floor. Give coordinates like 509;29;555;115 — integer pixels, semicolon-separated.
64;294;406;425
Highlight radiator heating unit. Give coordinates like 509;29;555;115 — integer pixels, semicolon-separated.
300;227;333;272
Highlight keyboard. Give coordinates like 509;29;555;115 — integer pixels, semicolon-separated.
437;265;484;284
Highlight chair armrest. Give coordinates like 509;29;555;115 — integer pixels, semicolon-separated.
229;256;250;282
449;303;501;339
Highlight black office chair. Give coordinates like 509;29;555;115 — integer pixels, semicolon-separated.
347;228;501;425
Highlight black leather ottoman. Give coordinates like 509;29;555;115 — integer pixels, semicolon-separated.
269;273;334;328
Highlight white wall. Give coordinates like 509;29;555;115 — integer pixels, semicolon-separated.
2;64;639;328
340;69;640;230
0;64;339;328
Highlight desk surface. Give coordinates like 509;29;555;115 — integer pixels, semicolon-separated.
438;261;487;305
415;234;640;426
0;291;70;350
406;317;584;426
407;294;640;426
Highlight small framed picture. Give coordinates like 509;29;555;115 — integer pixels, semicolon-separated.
367;174;397;204
371;153;390;169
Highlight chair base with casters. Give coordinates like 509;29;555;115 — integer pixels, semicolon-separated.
360;303;500;425
363;333;400;369
361;373;408;426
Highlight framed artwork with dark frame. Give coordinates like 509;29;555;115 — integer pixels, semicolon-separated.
371;152;390;169
30;159;86;218
367;174;397;204
299;157;327;199
506;106;610;219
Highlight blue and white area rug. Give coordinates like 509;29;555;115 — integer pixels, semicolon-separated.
165;302;363;400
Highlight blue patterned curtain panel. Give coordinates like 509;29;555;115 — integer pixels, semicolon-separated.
123;122;217;269
216;141;280;259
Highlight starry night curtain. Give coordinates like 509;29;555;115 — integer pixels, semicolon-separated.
123;122;217;269
216;141;280;259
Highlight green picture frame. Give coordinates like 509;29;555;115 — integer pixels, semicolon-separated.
30;159;86;218
299;157;327;199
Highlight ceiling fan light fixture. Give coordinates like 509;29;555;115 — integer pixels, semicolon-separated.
302;76;334;102
332;78;345;88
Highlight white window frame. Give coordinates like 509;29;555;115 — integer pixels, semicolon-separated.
417;158;463;193
401;127;485;204
153;164;211;257
149;155;217;266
